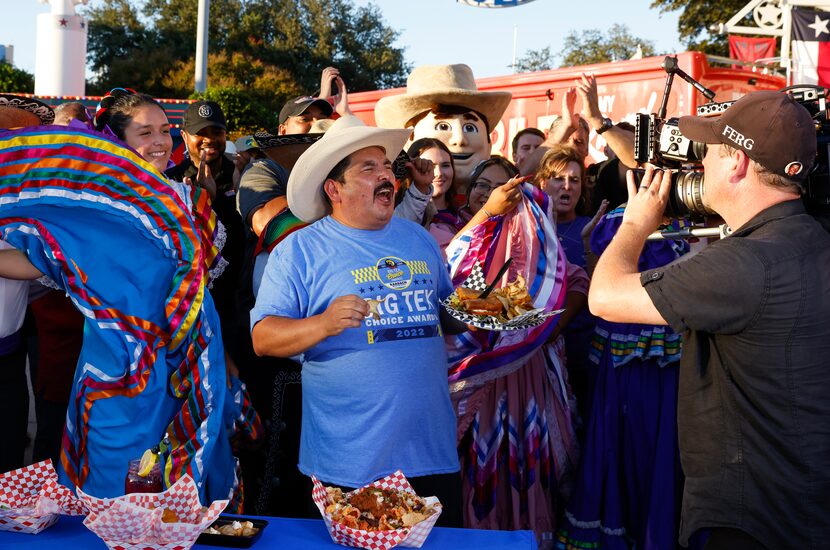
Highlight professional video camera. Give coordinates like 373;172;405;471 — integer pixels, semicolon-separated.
634;56;830;226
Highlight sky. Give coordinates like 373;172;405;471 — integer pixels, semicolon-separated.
2;0;686;82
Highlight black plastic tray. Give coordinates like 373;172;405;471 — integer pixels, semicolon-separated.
196;516;268;548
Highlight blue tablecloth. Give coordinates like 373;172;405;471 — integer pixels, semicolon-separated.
0;514;538;549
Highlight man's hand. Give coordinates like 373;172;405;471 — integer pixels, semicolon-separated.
622;166;672;238
319;295;370;337
407;157;435;195
318;67;340;100
184;150;217;200
543;87;578;148
576;72;603;129
332;75;353;116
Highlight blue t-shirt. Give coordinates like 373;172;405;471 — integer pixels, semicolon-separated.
251;216;460;487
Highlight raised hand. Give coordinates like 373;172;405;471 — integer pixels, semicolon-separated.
318;67;340;101
406;157;435;194
576;72;602;124
333;75;353;116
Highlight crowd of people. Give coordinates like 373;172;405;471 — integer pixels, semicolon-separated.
0;59;828;550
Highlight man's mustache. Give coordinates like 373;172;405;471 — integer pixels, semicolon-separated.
374;181;394;195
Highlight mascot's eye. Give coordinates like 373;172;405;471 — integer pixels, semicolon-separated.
435;122;452;132
463;123;479;133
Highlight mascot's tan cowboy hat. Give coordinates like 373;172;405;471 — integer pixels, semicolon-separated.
287;115;411;223
374;64;511;130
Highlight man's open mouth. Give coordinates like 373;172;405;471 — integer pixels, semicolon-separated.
451;153;473;161
374;182;395;200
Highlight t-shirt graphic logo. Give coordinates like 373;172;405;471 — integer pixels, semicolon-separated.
376;257;413;290
198;104;213;118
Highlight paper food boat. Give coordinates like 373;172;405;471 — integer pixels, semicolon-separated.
77;474;227;550
441;261;562;331
0;459;86;534
312;470;441;550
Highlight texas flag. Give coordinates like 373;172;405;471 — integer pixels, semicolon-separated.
791;7;830;86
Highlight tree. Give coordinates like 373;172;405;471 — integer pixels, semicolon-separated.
515;46;555;73
82;0;410;117
559;24;657;67
650;0;747;57
0;62;34;93
164;51;302;131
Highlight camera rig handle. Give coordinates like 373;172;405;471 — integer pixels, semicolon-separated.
647;223;733;241
657;56;716;119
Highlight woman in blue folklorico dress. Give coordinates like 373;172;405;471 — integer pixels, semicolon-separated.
557;206;689;550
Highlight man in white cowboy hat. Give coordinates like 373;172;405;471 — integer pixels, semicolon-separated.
374;64;511;191
250;115;463;525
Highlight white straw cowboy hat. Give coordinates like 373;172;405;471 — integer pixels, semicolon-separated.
287;115;411;223
374;64;511;131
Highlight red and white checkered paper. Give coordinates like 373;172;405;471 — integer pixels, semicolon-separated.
0;459;87;534
312;470;442;550
76;474;228;550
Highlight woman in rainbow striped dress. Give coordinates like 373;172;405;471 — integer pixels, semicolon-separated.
0;91;258;506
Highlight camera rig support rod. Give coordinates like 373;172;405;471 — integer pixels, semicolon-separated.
647;224;732;241
658;56;716;119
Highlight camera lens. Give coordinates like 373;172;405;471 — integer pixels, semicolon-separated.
670;170;715;217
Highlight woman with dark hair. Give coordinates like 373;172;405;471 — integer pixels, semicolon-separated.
405;138;465;253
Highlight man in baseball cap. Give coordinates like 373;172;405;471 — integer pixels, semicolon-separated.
589;90;830;549
166;100;246;380
277;95;333;136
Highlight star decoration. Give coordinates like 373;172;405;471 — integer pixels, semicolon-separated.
358;287;365;294
368;285;375;292
59;18;68;26
808;14;830;38
754;1;782;29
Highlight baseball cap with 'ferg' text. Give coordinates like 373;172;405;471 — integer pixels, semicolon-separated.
678;90;816;180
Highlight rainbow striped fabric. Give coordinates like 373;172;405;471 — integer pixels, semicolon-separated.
444;184;568;392
0;126;237;502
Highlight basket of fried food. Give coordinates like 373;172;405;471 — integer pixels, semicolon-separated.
76;474;228;550
198;516;267;547
442;262;563;331
0;459;87;534
311;470;441;550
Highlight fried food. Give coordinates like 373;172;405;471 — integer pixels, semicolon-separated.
364;297;386;320
203;520;259;537
324;486;434;531
160;508;179;523
450;274;535;322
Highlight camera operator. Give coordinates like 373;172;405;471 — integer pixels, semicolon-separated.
589;90;830;549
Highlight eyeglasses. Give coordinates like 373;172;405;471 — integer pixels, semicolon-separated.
548;175;581;185
471;181;502;194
